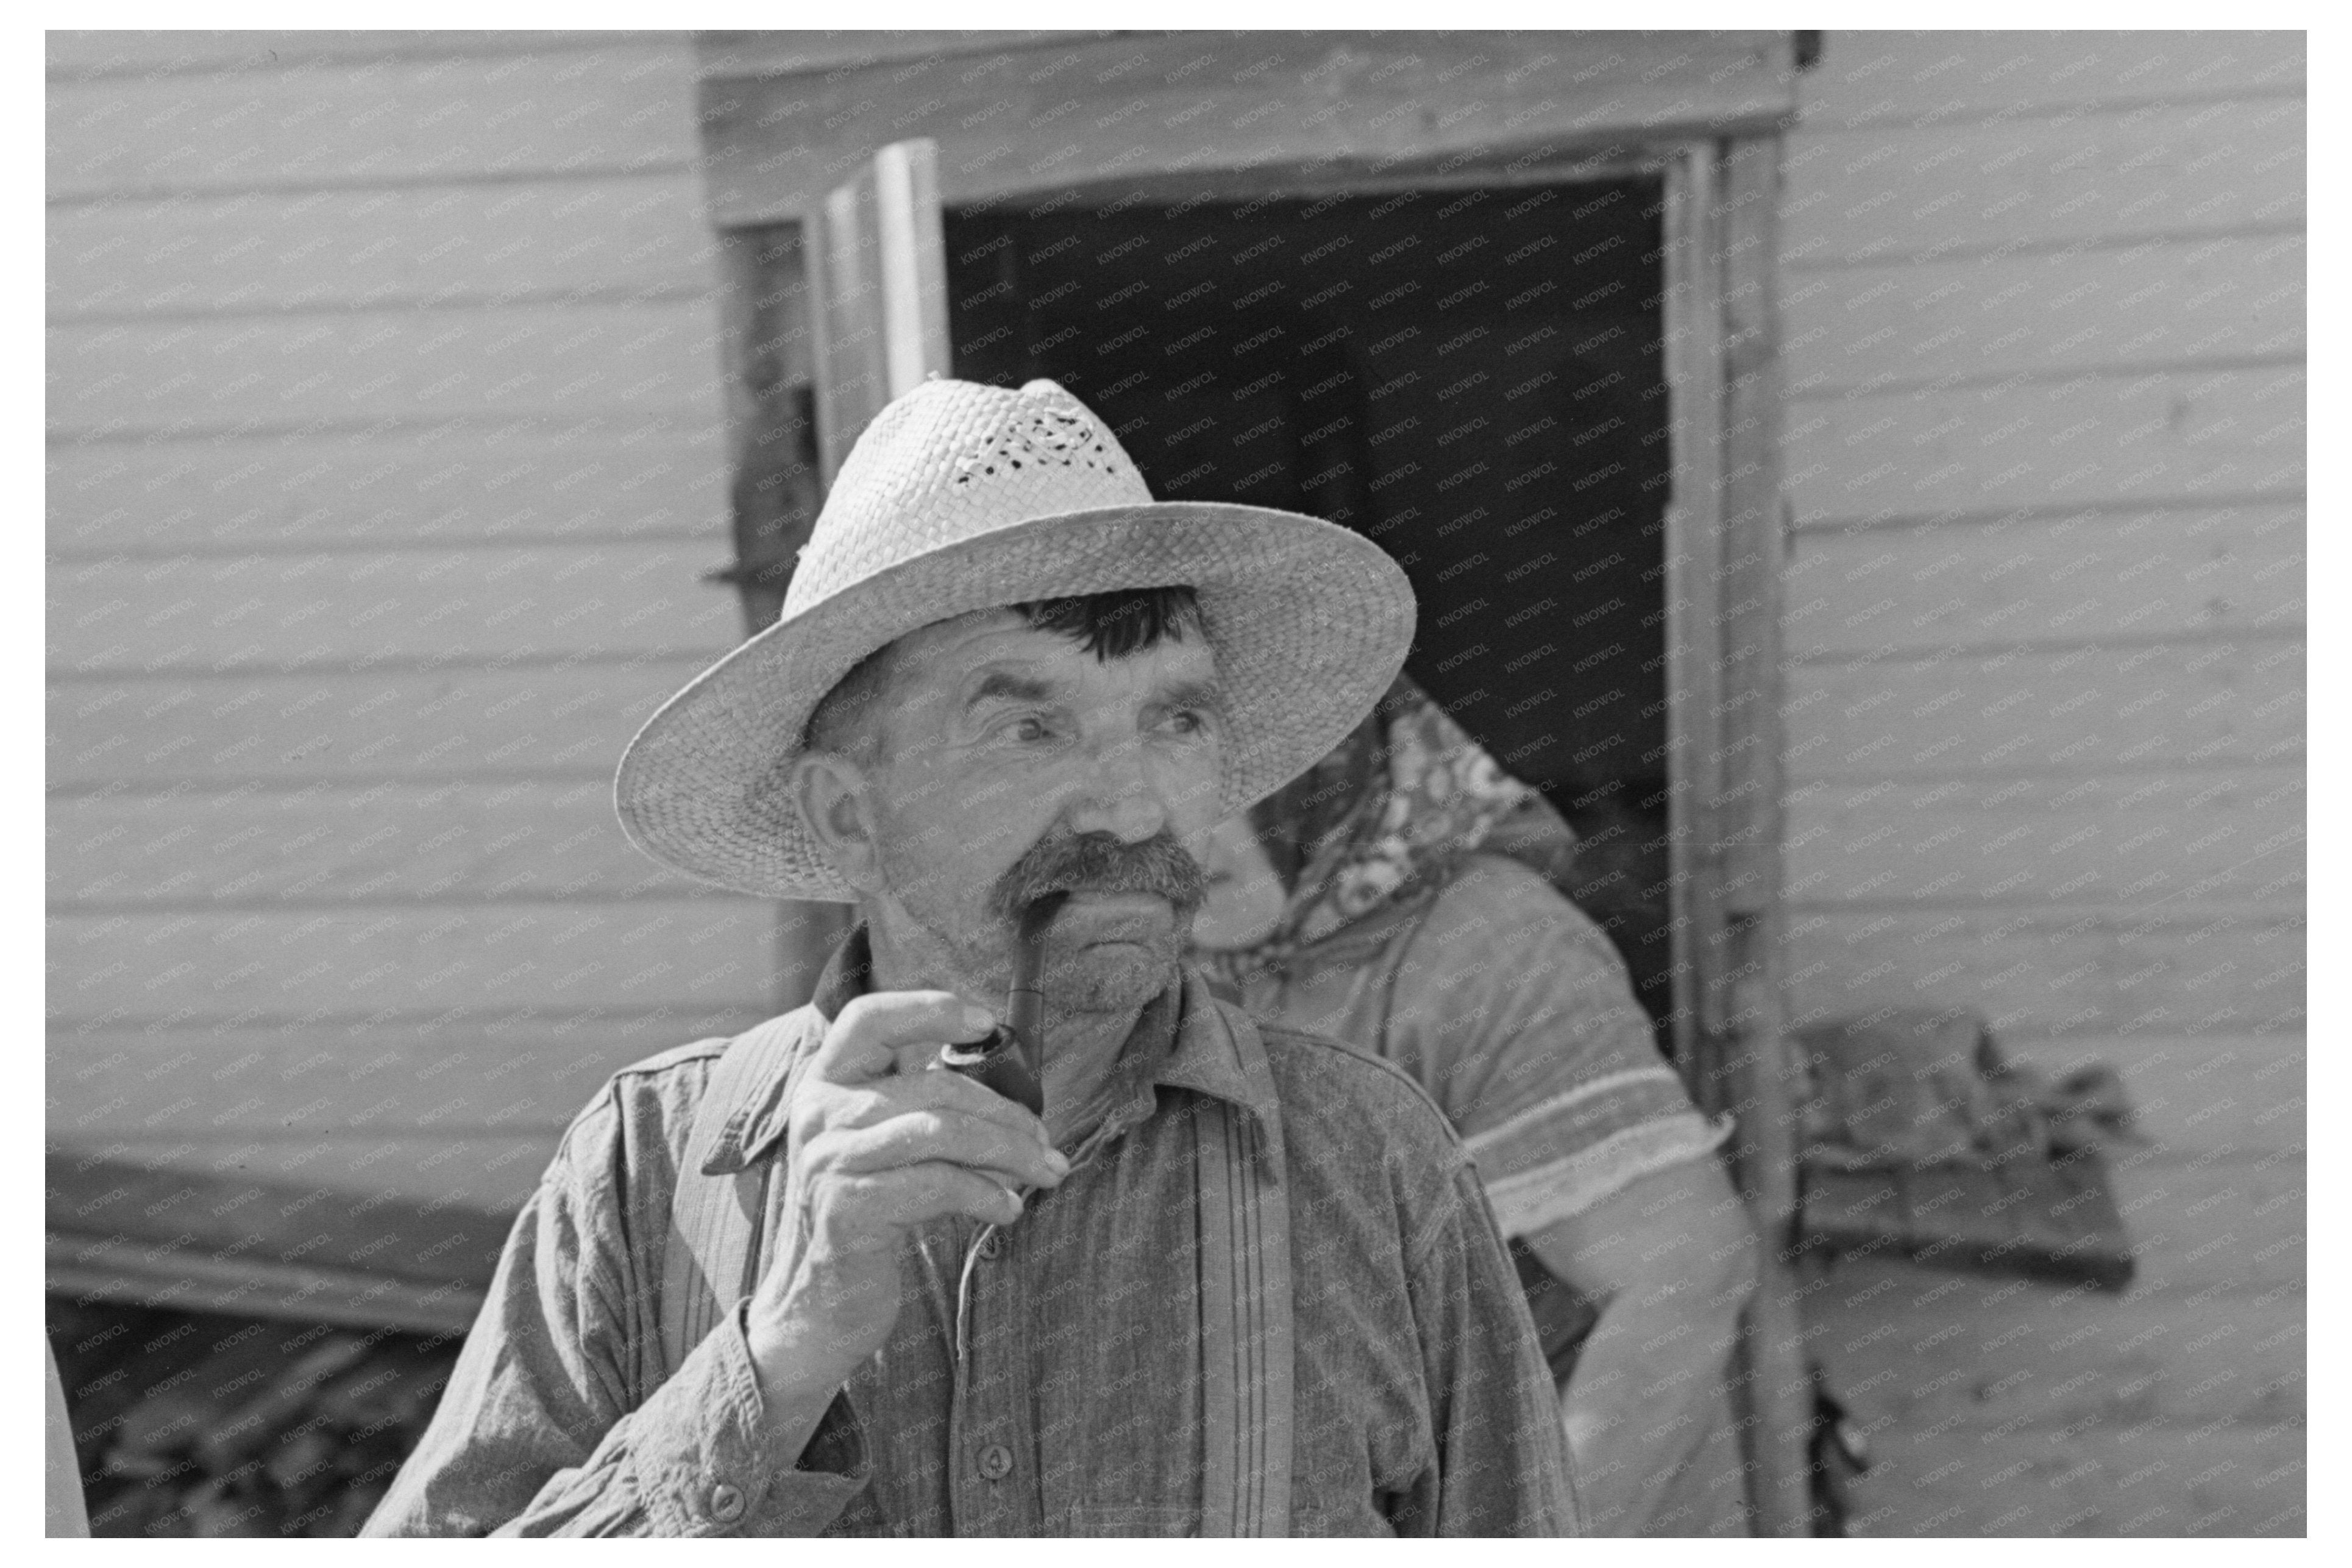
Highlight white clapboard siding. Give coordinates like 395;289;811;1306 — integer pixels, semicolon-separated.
1786;366;2304;525
48;656;716;789
48;901;777;1020
1784;100;2304;268
48;300;723;436
1785;504;2303;658
51;1006;767;1148
1795;30;2304;130
48;541;739;673
1783;233;2303;393
48;420;725;555
1785;637;2303;779
49;779;709;908
49;179;717;319
1785;766;2302;909
1783;906;2303;1039
47;44;698;199
43;35;770;1252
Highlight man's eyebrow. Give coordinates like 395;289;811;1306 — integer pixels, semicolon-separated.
964;669;1057;710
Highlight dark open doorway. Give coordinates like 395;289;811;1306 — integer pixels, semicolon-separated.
944;179;1679;1032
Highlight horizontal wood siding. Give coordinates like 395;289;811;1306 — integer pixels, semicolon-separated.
1780;31;2303;1530
45;34;764;1235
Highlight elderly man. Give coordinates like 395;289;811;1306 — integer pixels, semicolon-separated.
366;378;1578;1537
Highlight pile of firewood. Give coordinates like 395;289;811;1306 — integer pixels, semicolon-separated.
48;1298;460;1537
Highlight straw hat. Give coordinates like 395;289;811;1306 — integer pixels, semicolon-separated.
614;377;1417;901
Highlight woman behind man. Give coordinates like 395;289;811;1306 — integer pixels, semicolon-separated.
1188;676;1760;1536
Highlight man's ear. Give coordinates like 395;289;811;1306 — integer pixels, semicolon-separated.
792;750;885;893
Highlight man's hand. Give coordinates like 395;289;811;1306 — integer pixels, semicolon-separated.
741;992;1070;1428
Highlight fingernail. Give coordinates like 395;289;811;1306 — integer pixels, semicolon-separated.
1046;1149;1071;1175
962;1005;995;1033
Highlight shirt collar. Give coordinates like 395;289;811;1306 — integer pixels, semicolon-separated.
717;922;1282;1173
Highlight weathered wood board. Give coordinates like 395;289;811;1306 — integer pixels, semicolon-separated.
48;656;718;789
48;419;725;555
1785;766;2302;907
48;44;700;199
47;541;738;673
1785;504;2303;658
49;179;717;319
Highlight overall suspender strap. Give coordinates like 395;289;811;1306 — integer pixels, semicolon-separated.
1193;1018;1295;1538
659;1013;809;1375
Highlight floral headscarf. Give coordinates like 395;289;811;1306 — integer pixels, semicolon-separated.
1193;675;1577;988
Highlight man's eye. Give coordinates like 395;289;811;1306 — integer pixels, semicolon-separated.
1009;716;1050;742
1166;709;1207;734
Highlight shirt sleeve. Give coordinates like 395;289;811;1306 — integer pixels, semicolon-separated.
361;1083;871;1537
1380;856;1731;1239
1386;1163;1586;1536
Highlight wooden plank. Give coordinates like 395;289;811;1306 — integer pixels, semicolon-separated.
45;899;779;1020
48;45;699;199
1786;638;2304;779
1834;1417;2304;1537
1807;1260;2304;1520
46;30;645;79
52;1130;553;1224
1661;141;1725;1079
2109;910;2307;1035
48;1233;483;1335
1785;907;2303;1040
1785;504;2304;658
48;1150;510;1299
48;179;717;320
1714;136;1813;1540
1785;767;2304;909
1783;101;2305;268
696;30;1110;79
1786;366;2304;524
47;300;727;436
700;31;1798;226
1796;30;2305;131
47;541;741;675
47;419;725;554
809;140;952;483
46;658;717;789
48;778;720;908
1783;234;2304;393
2104;1141;2306;1293
48;1006;762;1144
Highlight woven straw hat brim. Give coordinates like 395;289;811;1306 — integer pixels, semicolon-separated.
614;500;1416;901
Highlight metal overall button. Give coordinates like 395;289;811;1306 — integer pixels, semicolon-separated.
709;1481;746;1523
976;1443;1014;1481
975;1229;1002;1260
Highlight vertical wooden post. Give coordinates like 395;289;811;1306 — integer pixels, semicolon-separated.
748;138;956;1010
808;138;953;483
1663;136;1813;1536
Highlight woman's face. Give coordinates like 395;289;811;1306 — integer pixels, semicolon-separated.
1189;811;1288;951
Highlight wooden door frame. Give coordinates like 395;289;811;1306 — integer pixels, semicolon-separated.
709;122;1808;1538
1660;133;1809;1536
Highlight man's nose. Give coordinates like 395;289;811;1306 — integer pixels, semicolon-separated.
1065;734;1168;843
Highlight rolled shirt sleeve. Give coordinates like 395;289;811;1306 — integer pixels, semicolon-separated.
363;1082;870;1537
1377;856;1732;1240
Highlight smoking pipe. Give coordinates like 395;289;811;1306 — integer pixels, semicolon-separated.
936;891;1065;1118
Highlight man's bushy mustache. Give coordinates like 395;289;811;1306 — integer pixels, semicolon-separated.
989;829;1209;926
